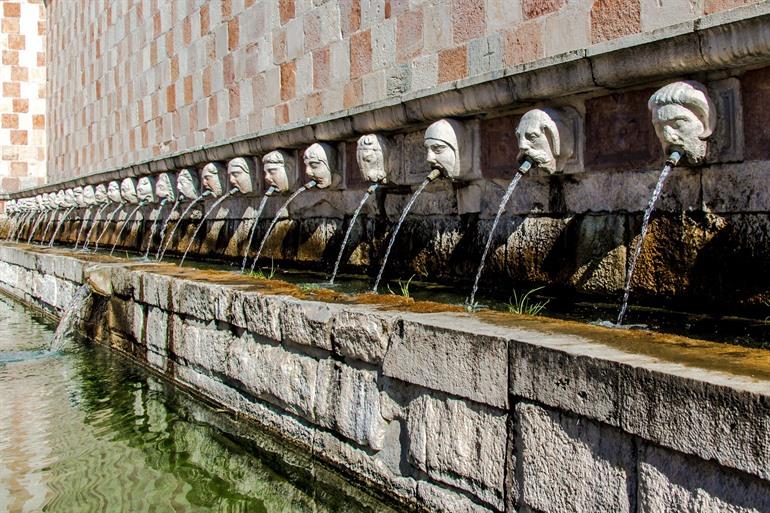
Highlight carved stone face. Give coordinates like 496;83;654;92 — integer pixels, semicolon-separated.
357;134;387;183
120;178;139;204
177;168;200;200
48;193;58;209
515;108;575;174
303;143;336;189
648;80;715;164
107;181;123;203
156;173;176;202
6;200;15;214
56;191;67;208
424;119;462;179
83;185;97;206
64;189;76;208
73;187;85;207
227;157;254;194
200;162;225;196
262;150;291;193
137;176;156;203
94;184;108;204
35;195;44;210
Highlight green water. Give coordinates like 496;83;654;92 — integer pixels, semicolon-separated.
0;295;397;513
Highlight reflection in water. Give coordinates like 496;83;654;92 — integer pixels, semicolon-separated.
0;295;395;513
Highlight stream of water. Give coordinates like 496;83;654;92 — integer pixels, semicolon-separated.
240;188;275;273
154;197;180;260
48;206;76;247
372;177;434;293
0;294;397;513
329;184;378;285
248;182;316;275
616;153;680;325
158;192;211;262
109;203;145;256
179;191;236;267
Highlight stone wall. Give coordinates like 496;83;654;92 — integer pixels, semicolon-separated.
0;0;45;203
1;244;768;513
45;0;765;180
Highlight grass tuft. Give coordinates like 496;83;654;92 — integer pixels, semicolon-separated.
387;275;415;298
507;286;549;316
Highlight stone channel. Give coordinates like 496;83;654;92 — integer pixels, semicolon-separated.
0;243;767;513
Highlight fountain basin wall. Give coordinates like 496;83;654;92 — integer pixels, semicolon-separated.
0;244;768;513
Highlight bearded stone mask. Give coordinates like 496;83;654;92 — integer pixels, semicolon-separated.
137;176;156;204
83;185;97;206
200;162;225;197
356;134;389;184
515;108;577;174
120;178;139;204
107;181;123;203
95;184;109;204
73;187;85;208
64;189;76;208
227;157;255;194
648;80;715;165
156;173;176;202
177;169;200;200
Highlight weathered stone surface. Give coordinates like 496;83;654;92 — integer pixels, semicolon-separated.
279;299;338;350
383;314;508;409
331;307;395;364
516;402;635;513
139;271;173;310
172;279;232;321
145;306;170;353
638;444;770;513
315;363;388;450
702;162;770;213
415;480;496;513
407;393;506;509
229;291;283;341
109;265;134;297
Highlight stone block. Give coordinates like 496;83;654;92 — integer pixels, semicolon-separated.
227;333;319;422
174;317;232;376
741;65;770;161
172;279;232;321
229;290;283;341
139;271;173;310
407;393;506;509
383;314;509;409
583;88;662;172
145;306;169;353
415;481;496;513
279;299;338;350
638;444;770;513
331;307;395;364
315;363;387;450
516;402;635;513
702;162;770;213
109;266;134;297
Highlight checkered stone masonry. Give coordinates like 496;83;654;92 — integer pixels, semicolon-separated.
44;0;765;182
0;0;45;204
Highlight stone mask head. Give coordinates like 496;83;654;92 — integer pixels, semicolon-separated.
357;134;389;184
95;184;108;204
200;162;225;197
424;118;474;180
648;80;715;165
516;108;575;174
120;178;139;204
56;191;67;208
83;185;97;206
227;157;255;194
177;168;200;200
64;189;76;208
73;186;85;208
155;173;176;202
107;181;123;203
303;143;337;189
262;150;292;193
35;194;44;210
6;199;16;214
137;176;156;204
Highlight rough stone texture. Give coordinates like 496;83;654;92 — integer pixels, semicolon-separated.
383;314;509;409
638;444;770;513
1;246;770;513
279;299;338;350
516;402;636;513
407;393;507;509
331;307;395;364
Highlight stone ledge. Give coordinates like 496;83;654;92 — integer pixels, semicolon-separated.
0;245;768;512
